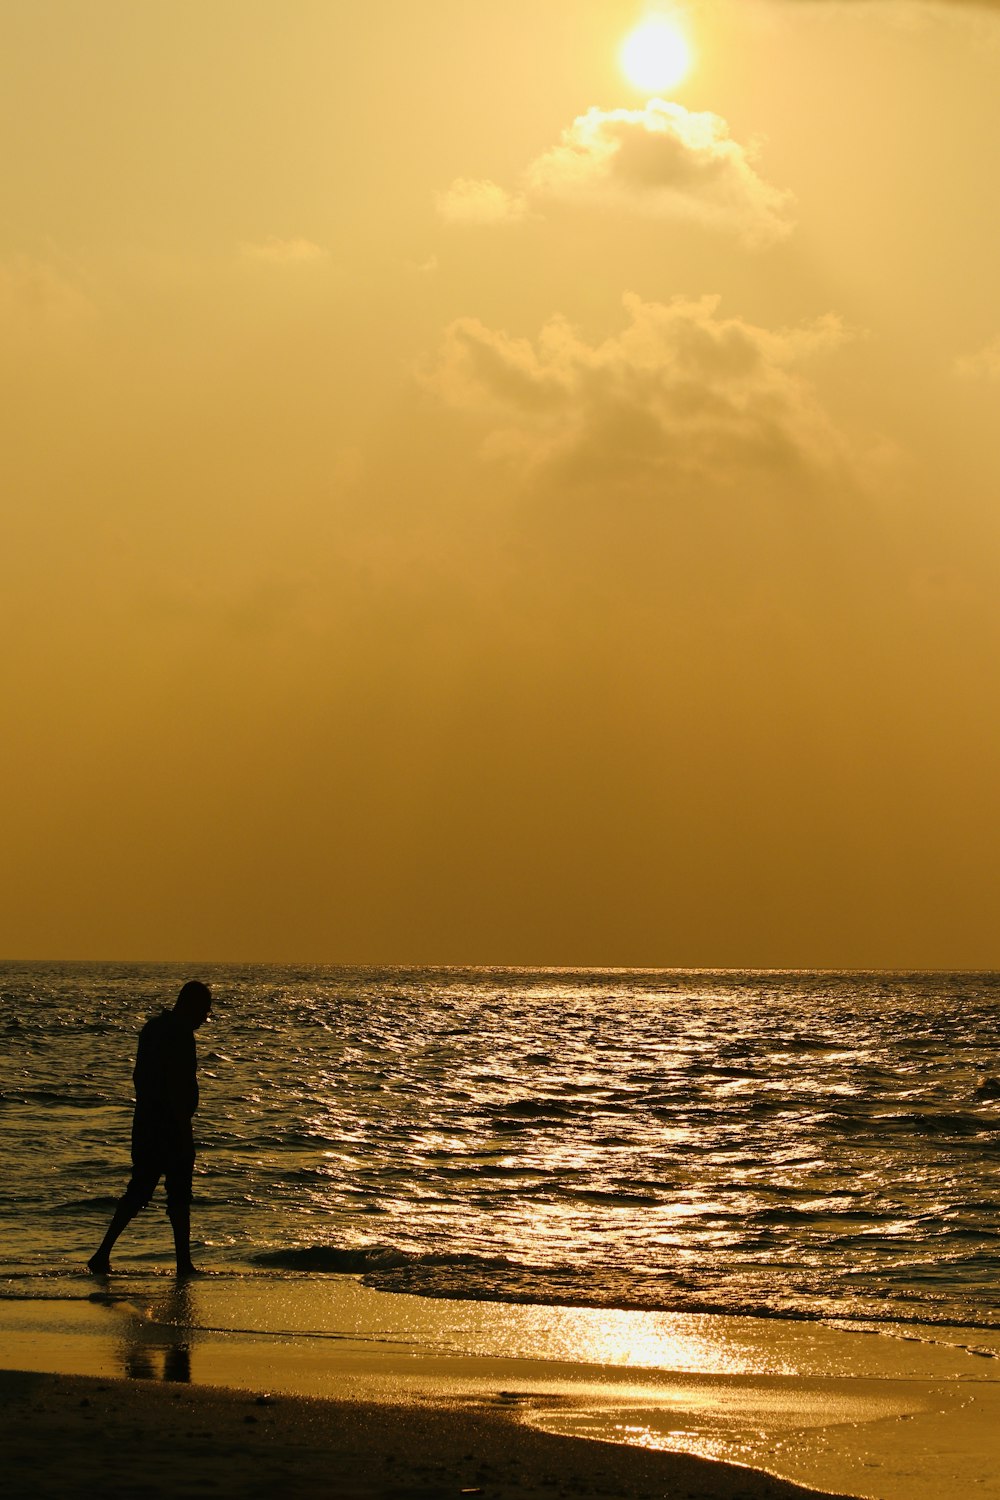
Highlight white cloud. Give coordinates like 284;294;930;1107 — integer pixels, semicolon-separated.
427;293;849;485
436;101;792;247
523;101;794;248
434;178;528;226
240;237;329;264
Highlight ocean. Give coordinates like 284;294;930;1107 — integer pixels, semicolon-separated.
2;962;998;1329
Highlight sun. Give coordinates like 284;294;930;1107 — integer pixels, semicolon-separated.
619;17;692;95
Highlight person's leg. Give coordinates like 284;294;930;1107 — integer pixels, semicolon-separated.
88;1198;141;1274
89;1112;159;1274
88;1173;157;1272
167;1201;196;1276
165;1122;197;1276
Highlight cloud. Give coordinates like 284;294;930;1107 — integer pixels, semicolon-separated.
427;293;849;485
524;102;793;247
953;336;1000;380
437;102;791;248
434;178;528;226
240;237;328;263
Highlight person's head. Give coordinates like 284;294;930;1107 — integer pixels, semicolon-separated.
174;980;212;1029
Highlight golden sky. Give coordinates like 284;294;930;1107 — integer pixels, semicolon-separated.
3;0;1000;966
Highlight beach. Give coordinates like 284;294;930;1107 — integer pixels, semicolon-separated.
3;1272;998;1500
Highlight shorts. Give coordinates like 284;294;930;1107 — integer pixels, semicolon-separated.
120;1108;195;1213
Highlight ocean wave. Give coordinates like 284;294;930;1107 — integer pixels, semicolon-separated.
871;1111;1000;1138
482;1098;579;1120
250;1244;515;1275
49;1196;122;1216
366;1261;1000;1330
569;1189;663;1207
1;1088;117;1109
243;1242;1000;1332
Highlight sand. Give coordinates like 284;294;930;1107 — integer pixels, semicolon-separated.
0;1367;852;1500
3;1272;999;1500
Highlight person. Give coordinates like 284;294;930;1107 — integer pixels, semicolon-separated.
88;980;212;1277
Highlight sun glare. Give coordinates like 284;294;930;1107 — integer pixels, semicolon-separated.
620;17;692;95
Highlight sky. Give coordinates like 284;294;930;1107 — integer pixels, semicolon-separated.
3;0;1000;967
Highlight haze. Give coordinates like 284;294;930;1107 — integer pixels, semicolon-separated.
3;0;999;967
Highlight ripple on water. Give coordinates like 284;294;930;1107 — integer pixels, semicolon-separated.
1;963;999;1325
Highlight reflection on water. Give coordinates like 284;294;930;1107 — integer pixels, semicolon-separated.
113;1280;195;1383
468;1302;754;1375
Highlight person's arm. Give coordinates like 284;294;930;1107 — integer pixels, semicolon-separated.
162;1026;198;1122
132;1016;197;1121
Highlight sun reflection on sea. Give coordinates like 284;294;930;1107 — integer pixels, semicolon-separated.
537;1306;736;1372
421;1301;766;1376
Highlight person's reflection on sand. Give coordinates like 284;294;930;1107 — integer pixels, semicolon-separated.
117;1280;195;1383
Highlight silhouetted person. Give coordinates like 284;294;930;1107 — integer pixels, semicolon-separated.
88;980;212;1277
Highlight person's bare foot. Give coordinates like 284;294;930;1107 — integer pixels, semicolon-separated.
175;1261;201;1278
87;1253;111;1275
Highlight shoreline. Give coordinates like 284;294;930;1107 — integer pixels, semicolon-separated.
3;1272;999;1499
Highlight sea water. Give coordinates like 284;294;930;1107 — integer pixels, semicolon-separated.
2;962;998;1328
